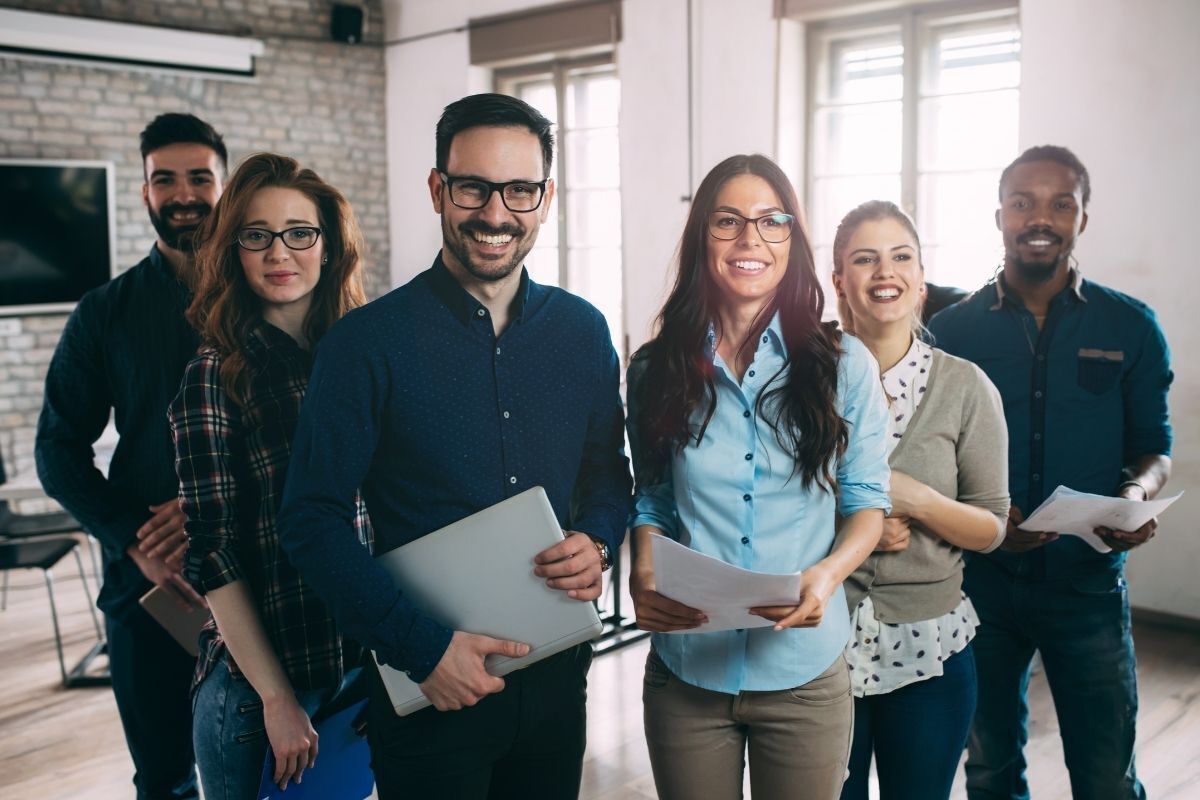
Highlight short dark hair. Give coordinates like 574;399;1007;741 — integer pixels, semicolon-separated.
139;113;228;172
999;145;1091;208
435;93;554;179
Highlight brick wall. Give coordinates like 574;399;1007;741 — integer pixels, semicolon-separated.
0;1;392;482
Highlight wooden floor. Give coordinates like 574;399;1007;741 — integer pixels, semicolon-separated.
2;547;1198;799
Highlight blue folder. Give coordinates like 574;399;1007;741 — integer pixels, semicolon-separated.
256;698;374;800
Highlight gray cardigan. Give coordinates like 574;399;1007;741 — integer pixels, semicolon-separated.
843;349;1010;623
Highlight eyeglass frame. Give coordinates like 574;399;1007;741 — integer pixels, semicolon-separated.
438;172;550;213
236;226;324;252
706;211;797;243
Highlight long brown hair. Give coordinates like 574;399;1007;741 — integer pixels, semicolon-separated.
188;153;367;405
633;154;848;491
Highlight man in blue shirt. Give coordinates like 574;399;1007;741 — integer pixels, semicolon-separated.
277;94;631;799
37;113;226;799
929;145;1172;800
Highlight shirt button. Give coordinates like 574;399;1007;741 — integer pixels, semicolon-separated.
509;476;517;484
743;493;751;502
1033;432;1042;441
743;410;751;418
762;335;768;343
740;536;750;545
1034;390;1043;399
476;308;486;317
495;346;501;355
1036;354;1045;362
748;370;755;377
1032;473;1041;482
503;411;510;419
744;453;752;461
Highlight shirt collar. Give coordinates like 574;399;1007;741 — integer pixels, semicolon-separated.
427;252;532;327
705;310;787;358
989;266;1088;311
881;336;930;387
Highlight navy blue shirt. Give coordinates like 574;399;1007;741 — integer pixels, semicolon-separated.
278;256;632;683
36;245;199;617
928;272;1172;579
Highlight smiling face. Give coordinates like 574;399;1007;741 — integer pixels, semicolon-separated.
704;174;791;314
142;142;224;253
238;187;323;316
997;159;1089;286
429;125;554;284
834;216;926;335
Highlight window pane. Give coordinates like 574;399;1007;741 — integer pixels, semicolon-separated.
917;89;1018;171
924;26;1020;95
566;71;619;129
812;102;903;177
525;245;559;287
918;171;1004;289
568;247;623;351
809;175;902;249
826;37;904;103
514;79;558;124
565;128;621;189
567;189;622;249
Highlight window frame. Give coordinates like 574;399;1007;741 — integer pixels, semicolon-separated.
803;0;1019;285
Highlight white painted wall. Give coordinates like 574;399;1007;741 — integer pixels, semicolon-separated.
383;0;1199;617
1019;0;1200;619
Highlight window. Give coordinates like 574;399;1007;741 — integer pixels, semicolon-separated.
497;57;625;355
807;3;1020;301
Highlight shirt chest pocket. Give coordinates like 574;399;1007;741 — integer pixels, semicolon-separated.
1076;348;1123;395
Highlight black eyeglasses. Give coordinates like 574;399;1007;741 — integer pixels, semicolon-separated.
707;211;796;243
439;173;548;212
236;226;323;252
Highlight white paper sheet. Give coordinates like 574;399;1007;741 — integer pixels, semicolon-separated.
650;534;803;634
1018;485;1183;553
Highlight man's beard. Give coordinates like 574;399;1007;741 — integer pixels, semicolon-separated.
442;217;532;283
1011;256;1061;284
1011;228;1068;284
148;201;212;252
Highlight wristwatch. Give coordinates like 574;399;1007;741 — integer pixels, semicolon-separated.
589;536;612;572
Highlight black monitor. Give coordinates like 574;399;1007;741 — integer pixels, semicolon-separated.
0;159;116;316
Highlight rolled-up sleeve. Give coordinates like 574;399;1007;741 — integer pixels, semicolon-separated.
625;357;681;538
836;336;892;517
1123;310;1173;459
170;353;246;594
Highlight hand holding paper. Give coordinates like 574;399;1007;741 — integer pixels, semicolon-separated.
649;534;802;634
1018;485;1182;553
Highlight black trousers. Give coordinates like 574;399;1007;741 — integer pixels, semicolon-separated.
367;643;593;800
106;604;199;800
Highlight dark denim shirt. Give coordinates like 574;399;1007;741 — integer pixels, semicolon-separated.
36;245;198;616
278;255;632;683
928;271;1173;580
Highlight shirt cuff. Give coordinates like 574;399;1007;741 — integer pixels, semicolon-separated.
381;614;454;685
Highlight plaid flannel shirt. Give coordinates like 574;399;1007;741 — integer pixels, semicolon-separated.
170;321;372;693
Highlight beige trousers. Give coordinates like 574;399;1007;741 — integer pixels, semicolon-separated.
643;649;853;800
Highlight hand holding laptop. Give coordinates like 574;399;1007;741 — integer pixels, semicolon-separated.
420;632;531;711
533;530;605;600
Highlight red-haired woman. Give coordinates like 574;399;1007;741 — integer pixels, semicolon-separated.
169;153;370;798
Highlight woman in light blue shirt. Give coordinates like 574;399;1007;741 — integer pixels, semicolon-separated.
627;154;891;800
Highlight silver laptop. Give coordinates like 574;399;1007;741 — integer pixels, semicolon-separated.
373;487;603;716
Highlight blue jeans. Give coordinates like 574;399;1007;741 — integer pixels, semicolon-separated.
963;555;1144;800
841;645;976;800
192;659;328;800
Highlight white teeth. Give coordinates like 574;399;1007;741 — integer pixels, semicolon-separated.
473;232;513;245
1027;239;1051;246
871;288;900;299
733;260;767;272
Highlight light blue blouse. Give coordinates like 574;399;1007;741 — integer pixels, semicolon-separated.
628;313;891;693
